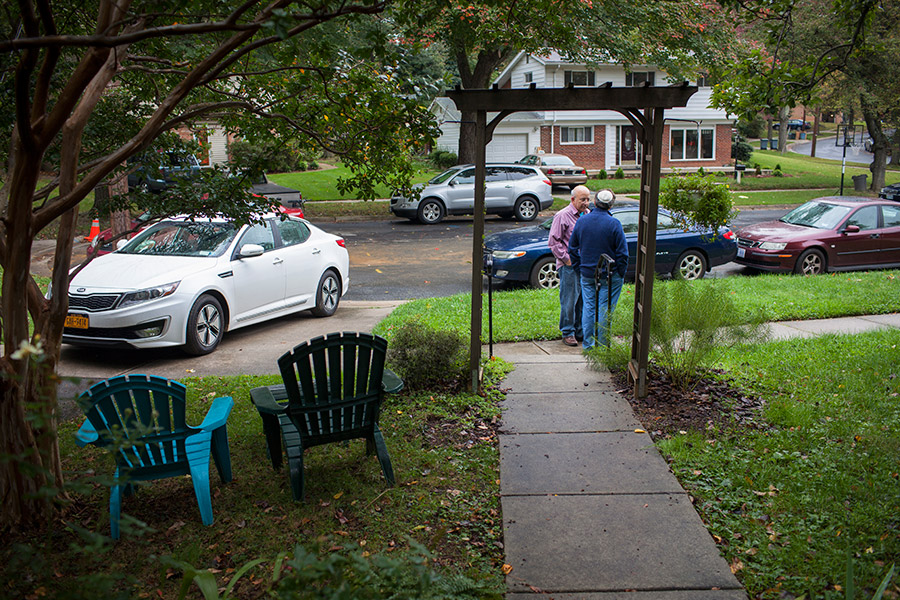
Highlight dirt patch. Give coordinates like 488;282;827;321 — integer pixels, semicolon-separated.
420;413;500;450
611;365;767;440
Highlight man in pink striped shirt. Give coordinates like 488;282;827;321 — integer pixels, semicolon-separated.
549;185;591;346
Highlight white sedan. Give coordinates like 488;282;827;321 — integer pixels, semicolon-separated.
63;214;349;354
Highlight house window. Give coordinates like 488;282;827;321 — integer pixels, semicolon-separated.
524;72;533;83
625;71;655;87
564;70;595;87
669;127;715;160
561;126;592;144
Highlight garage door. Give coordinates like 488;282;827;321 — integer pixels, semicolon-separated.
486;134;527;163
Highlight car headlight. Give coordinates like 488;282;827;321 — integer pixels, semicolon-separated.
758;242;787;251
117;282;180;309
491;250;526;259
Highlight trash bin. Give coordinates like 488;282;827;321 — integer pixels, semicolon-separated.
760;139;768;150
799;132;807;140
852;174;867;192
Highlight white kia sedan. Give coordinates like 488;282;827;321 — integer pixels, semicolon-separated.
63;214;349;355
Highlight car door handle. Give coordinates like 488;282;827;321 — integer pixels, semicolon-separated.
312;248;321;255
869;233;881;239
272;257;284;265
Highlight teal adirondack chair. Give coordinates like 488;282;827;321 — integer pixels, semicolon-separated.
74;374;233;539
250;332;403;501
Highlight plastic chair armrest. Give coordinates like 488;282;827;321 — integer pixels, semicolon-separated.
382;368;404;394
74;419;99;447
199;396;234;432
250;386;288;415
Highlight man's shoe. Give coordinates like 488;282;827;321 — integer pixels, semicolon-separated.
563;335;578;346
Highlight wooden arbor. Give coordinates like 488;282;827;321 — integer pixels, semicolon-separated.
446;83;698;398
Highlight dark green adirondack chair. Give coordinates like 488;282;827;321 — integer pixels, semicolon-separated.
74;374;233;539
250;332;403;501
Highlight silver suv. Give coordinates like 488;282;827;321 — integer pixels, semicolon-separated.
390;164;553;224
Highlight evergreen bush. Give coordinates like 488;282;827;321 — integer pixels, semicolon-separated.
598;169;608;180
614;167;625;179
659;172;735;231
732;140;754;162
386;320;467;391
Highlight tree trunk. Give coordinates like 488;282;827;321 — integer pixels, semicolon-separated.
810;109;820;158
777;106;790;152
453;47;513;162
109;174;131;237
861;102;887;191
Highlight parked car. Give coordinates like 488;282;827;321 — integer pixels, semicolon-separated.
879;182;900;201
127;152;202;193
772;119;811;131
63;214;348;354
734;196;900;275
390;164;553;224
483;202;737;288
516;154;588;189
86;211;152;258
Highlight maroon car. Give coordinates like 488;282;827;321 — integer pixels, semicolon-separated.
735;196;900;275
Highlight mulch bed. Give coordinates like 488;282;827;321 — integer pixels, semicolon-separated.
611;365;767;440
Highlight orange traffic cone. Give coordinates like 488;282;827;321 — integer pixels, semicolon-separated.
84;219;100;242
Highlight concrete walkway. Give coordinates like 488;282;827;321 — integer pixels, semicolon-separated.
489;313;900;599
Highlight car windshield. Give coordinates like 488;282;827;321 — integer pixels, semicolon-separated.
780;201;853;229
119;221;237;257
429;167;463;185
541;156;575;166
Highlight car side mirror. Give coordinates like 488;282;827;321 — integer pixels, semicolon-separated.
448;179;456;186
239;243;265;258
115;239;129;250
843;224;860;234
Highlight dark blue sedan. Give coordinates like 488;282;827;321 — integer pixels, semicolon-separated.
483;202;738;288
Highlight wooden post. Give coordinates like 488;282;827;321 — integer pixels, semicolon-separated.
468;110;487;392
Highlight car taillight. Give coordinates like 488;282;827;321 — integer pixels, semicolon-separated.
336;239;346;248
547;168;557;174
723;230;735;240
543;179;552;187
579;169;586;175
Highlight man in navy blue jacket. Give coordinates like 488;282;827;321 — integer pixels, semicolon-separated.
568;189;629;349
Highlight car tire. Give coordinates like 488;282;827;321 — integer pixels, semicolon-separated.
185;294;224;355
514;196;539;221
672;250;707;280
417;199;445;224
311;269;341;317
794;248;825;275
530;256;560;289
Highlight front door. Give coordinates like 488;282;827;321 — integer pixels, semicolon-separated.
620;126;638;166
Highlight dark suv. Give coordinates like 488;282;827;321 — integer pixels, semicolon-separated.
390;164;553;224
127;152;202;193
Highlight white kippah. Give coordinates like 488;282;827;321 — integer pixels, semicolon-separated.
596;190;614;203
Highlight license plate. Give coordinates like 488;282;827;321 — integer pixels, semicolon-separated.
737;248;746;258
65;314;89;329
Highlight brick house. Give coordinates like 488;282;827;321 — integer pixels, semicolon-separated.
432;51;735;174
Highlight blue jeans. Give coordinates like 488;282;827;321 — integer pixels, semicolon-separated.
580;273;624;349
558;265;582;338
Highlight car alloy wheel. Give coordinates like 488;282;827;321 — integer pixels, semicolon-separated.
311;270;341;317
530;256;560;289
514;197;539;221
673;250;707;280
185;294;224;355
795;248;825;275
418;199;445;224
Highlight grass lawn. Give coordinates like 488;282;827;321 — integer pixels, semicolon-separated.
269;164;436;201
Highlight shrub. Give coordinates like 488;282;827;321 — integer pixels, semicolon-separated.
428;150;458;170
775;163;782;170
755;164;762;175
732;140;754;162
228;139;320;173
614;167;625;179
659;172;736;231
696;166;705;176
773;168;784;177
598;169;608;180
648;279;768;391
736;115;765;139
386;320;467;391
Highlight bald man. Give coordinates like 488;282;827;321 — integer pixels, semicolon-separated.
549;185;591;346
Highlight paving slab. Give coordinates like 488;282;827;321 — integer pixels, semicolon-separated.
502;362;613;393
507;590;747;599
502;494;741;594
860;313;900;328
488;341;585;361
777;316;889;336
500;392;638;434
500;432;683;495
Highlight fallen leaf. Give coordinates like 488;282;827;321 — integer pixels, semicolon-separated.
501;564;513;575
634;429;646;433
333;492;343;500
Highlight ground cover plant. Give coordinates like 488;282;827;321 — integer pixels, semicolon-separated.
1;360;511;599
644;330;900;598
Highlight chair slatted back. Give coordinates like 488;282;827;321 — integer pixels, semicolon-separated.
277;332;387;440
80;375;190;471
